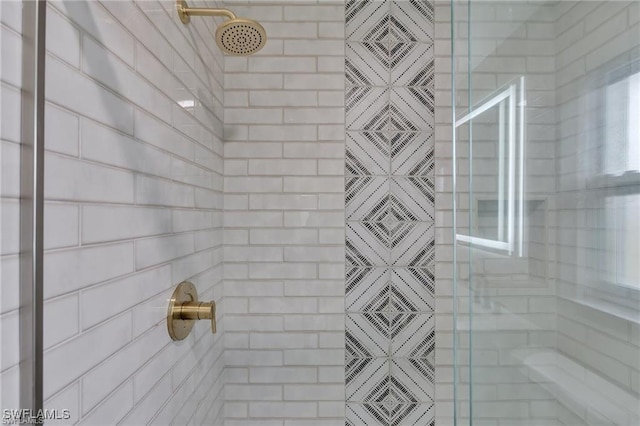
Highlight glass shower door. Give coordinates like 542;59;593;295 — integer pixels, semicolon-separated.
455;75;541;426
452;1;640;425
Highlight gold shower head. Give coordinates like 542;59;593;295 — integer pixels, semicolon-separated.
177;1;267;56
215;18;266;56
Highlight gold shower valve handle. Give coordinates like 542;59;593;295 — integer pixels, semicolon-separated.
177;301;216;333
167;281;217;341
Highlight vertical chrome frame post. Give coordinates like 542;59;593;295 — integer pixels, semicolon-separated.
19;0;46;416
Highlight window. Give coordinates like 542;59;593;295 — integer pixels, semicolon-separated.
597;63;640;291
603;68;640;176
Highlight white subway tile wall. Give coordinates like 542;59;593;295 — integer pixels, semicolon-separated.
222;1;347;424
1;0;25;412
40;0;225;424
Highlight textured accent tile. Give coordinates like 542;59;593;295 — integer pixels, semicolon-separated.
368;384;396;407
346;313;389;358
391;313;434;358
346;331;378;359
348;402;434;426
390;0;434;43
389;374;416;404
361;284;391;313
391;359;434;402
347;403;388;426
390;403;434;425
390;132;434;176
389;196;418;222
346;357;389;402
390;88;434;132
391;268;434;312
389;221;434;267
388;285;420;313
391;43;434;87
390;177;435;221
347;42;390;86
347;132;390;176
346;177;389;221
346;222;390;266
347;87;389;131
346;0;390;42
389;103;419;132
346;267;390;312
345;0;436;416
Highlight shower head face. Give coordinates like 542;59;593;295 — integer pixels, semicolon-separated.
215;18;266;56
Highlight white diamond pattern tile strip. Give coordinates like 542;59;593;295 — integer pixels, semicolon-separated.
389;222;434;267
346;87;390;131
346;222;390;266
391;313;435;357
347;42;391;86
345;177;435;222
345;1;435;423
390;0;434;43
391;358;435;402
391;403;435;426
346;267;390;312
391;268;435;312
390;177;435;221
391;43;434;86
390;132;434;176
346;313;390;357
347;403;435;426
346;357;389;402
390;87;434;132
347;403;388;426
346;0;391;42
346;132;390;176
346;176;390;220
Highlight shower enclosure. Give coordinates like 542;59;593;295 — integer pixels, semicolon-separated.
451;1;640;425
4;0;640;424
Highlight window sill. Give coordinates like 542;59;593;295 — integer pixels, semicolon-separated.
559;294;640;325
587;171;640;189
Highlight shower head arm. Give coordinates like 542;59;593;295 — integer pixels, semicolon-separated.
177;1;237;24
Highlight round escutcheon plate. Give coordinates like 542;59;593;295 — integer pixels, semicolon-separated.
167;281;198;341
